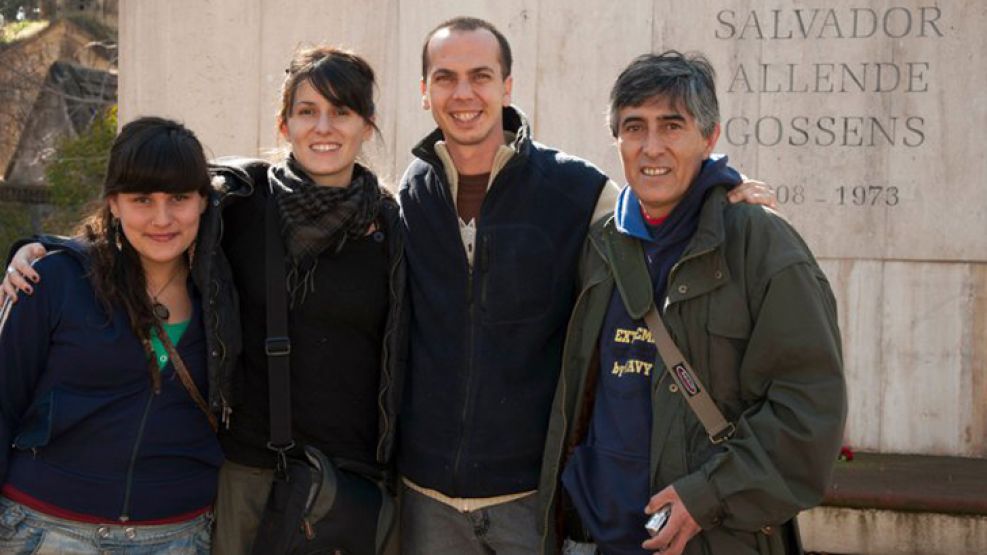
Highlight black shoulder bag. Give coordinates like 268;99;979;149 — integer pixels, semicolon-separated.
251;195;395;555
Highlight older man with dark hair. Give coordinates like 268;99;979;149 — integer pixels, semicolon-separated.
536;51;846;555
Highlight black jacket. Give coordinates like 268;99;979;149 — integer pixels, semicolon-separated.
210;159;408;470
398;106;608;497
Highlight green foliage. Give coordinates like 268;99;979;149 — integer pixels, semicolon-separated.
0;201;35;259
0;19;47;43
43;104;116;232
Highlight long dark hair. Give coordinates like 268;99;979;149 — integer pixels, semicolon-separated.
79;116;211;392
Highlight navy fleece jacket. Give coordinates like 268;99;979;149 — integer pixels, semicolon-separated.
0;249;223;522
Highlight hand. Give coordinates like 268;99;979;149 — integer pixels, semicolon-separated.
1;242;46;305
641;485;701;555
727;178;778;209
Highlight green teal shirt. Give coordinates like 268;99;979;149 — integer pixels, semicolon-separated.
150;320;190;370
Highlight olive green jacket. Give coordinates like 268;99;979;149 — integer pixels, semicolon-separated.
536;185;846;555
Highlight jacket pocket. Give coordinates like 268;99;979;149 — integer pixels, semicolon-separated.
705;297;752;413
12;386;140;451
479;225;556;324
10;392;55;450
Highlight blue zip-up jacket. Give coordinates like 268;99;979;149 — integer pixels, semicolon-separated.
398;106;609;497
0;249;224;522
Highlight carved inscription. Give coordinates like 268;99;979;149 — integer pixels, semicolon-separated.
716;5;945;207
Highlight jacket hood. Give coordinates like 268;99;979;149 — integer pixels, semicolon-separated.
45;239;91;270
614;154;740;244
208;156;263;201
411;104;532;166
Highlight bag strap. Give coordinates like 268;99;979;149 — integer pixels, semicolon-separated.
265;194;295;475
643;305;735;444
157;327;218;432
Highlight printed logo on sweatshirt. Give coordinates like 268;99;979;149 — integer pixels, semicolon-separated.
611;358;654;378
610;325;657;379
613;326;654;345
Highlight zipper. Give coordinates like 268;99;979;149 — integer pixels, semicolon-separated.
376;223;402;463
118;389;155;522
211;194;232;426
208;276;230;427
438;157;509;492
450;262;477;492
448;164;500;492
479;240;490;306
203;165;255;426
220;392;232;430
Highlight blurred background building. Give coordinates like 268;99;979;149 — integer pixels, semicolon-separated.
0;0;117;245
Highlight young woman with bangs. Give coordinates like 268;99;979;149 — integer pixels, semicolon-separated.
0;117;222;554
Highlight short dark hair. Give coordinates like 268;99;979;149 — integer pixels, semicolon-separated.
421;16;513;80
609;51;719;138
279;45;379;135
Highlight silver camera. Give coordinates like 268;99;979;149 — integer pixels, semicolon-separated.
645;504;672;536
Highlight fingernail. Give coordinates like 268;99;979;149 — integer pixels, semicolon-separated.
24;286;33;294
31;275;39;283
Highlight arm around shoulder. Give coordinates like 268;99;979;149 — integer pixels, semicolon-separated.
0;253;72;482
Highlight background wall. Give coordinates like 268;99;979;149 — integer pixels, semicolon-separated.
119;0;987;458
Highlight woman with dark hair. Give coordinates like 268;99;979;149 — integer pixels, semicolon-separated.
0;117;223;554
207;45;404;554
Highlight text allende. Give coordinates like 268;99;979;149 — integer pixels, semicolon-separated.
727;62;930;94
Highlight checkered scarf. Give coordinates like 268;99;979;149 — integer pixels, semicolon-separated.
268;156;381;304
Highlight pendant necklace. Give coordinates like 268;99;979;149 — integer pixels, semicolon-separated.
148;266;184;321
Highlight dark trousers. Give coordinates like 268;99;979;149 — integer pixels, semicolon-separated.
399;483;541;555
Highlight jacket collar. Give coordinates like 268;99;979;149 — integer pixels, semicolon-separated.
599;221;653;320
208;156;260;206
612;185;652;242
411;105;532;173
595;190;731;320
689;185;730;256
613;155;737;245
592;156;741;317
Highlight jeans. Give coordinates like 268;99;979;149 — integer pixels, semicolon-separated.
399;482;541;555
0;497;211;554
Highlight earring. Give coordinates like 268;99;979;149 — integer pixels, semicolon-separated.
186;241;197;268
111;217;122;251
